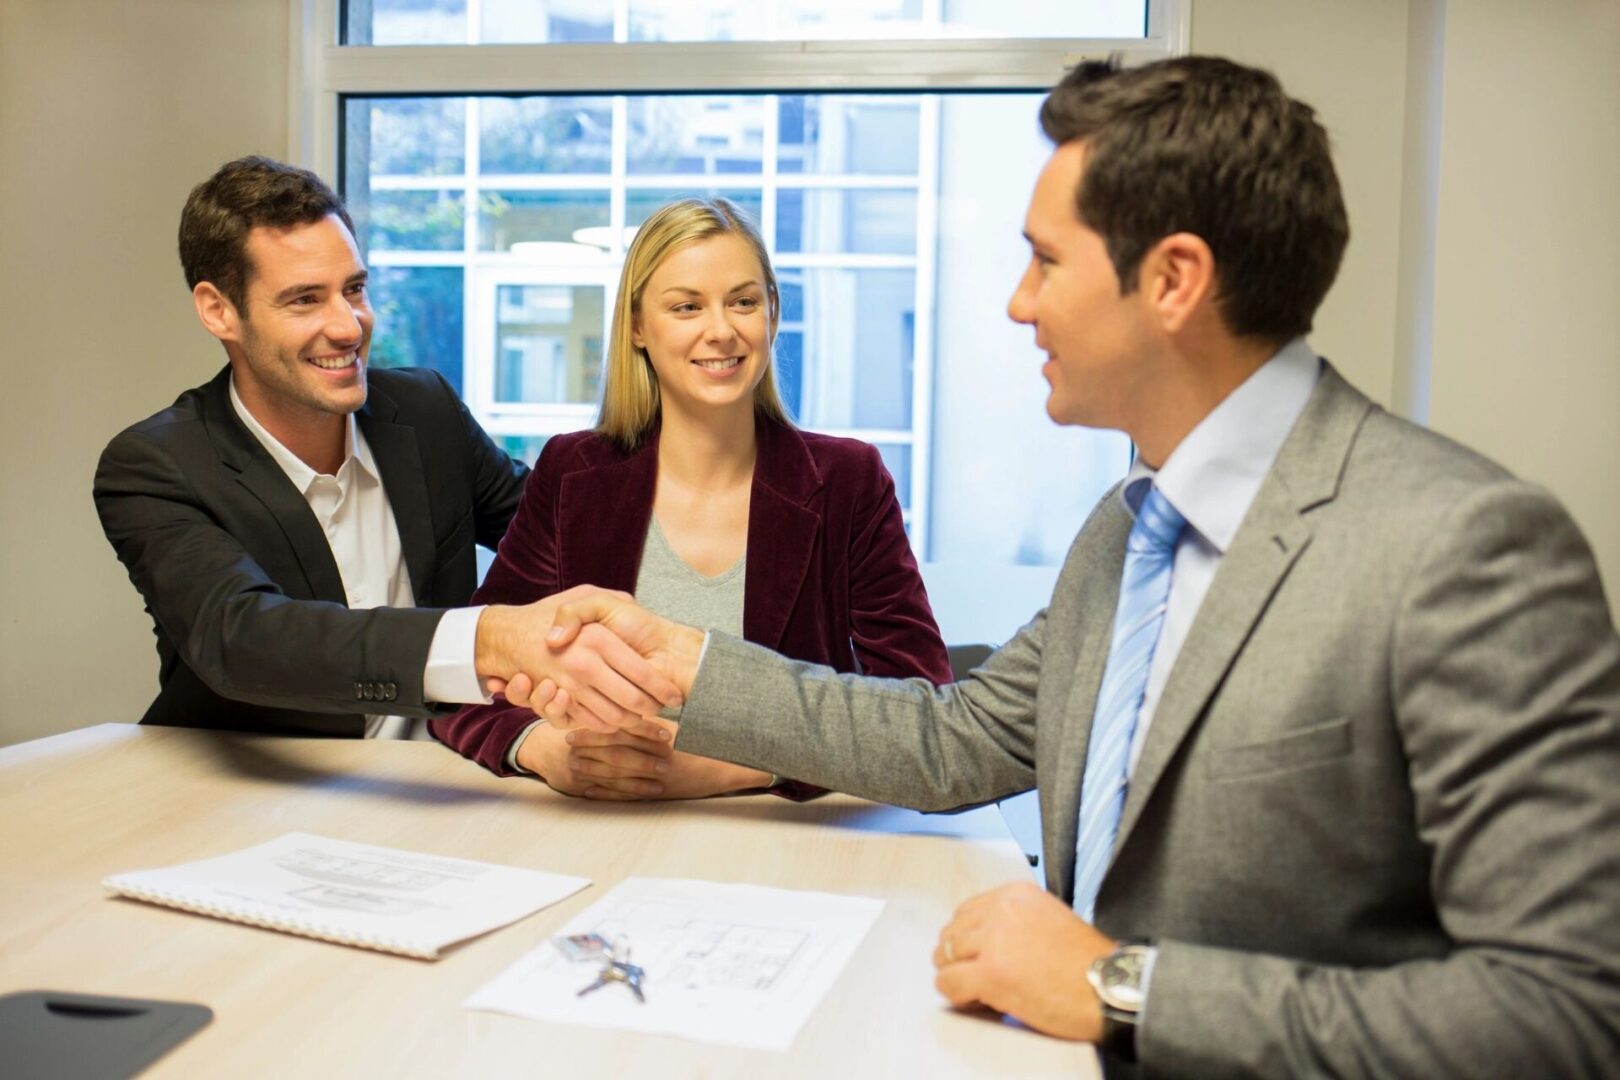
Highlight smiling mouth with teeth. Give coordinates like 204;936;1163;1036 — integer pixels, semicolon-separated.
307;352;359;370
693;357;742;370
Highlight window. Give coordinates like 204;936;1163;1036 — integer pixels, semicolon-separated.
297;0;1186;643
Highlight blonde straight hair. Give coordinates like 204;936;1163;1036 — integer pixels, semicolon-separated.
597;197;792;450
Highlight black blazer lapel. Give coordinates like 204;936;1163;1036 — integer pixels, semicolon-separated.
200;369;347;603
744;419;822;651
1111;366;1374;859
356;383;438;604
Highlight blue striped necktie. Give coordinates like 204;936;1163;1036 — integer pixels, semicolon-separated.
1072;484;1187;921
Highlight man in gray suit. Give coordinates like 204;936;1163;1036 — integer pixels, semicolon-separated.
522;56;1620;1075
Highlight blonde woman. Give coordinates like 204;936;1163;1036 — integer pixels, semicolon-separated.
433;197;950;799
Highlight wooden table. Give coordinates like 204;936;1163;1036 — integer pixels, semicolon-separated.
0;724;1097;1078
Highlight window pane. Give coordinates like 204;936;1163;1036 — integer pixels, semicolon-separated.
778;97;920;175
627;98;766;176
348;98;465;177
497;434;552;466
345;0;1149;44
480;0;612;43
480;190;610;251
480;97;613;174
785;268;914;429
347;0;467;45
369;266;465;395
494;285;605;404
361;189;465;251
777;189;916;254
873;443;911;508
626;189;763;230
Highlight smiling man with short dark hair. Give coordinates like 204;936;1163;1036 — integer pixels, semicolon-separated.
95;156;679;739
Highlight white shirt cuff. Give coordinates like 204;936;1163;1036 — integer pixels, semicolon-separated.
423;606;493;705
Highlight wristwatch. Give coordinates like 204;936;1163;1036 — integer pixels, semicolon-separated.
1086;940;1156;1063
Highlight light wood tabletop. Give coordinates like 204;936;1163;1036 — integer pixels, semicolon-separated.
0;724;1098;1078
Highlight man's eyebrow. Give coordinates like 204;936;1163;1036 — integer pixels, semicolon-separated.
270;270;367;304
271;282;324;304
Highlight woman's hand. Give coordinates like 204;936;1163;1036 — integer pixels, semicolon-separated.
568;724;773;800
516;702;771;800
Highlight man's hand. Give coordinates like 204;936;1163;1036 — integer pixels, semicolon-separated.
475;586;685;732
932;881;1115;1041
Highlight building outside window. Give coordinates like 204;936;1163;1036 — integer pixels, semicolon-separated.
300;0;1184;643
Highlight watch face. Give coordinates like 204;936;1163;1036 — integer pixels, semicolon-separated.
1094;947;1150;1012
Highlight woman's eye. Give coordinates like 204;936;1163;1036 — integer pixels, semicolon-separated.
734;296;759;310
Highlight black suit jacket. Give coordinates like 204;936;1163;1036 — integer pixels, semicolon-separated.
93;365;529;737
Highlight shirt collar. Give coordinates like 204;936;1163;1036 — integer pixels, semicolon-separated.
228;373;373;493
1119;337;1321;553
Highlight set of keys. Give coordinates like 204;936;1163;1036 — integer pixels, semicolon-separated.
575;937;647;1004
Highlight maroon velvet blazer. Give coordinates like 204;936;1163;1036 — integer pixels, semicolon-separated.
431;416;952;796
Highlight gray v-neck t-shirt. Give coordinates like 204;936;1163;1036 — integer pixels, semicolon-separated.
633;516;746;636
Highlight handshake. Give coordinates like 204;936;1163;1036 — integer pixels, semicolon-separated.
470;588;770;800
474;585;705;732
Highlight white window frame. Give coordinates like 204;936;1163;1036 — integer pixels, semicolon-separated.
288;0;1188;555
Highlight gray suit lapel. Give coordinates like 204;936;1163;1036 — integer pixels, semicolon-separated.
357;385;437;604
1042;496;1132;905
1110;365;1375;866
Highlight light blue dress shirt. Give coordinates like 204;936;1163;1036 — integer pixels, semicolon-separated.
1118;337;1322;777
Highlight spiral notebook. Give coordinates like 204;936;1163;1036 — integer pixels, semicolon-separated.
103;833;590;960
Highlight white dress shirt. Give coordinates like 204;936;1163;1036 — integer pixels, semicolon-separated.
1118;337;1322;775
228;377;487;737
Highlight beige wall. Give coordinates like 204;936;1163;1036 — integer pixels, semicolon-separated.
1194;0;1414;408
0;0;289;745
1193;0;1620;590
1425;0;1620;590
2;0;1616;746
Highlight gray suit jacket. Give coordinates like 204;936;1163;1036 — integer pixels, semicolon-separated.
675;366;1620;1077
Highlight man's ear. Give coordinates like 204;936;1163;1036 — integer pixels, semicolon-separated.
193;282;242;344
1140;232;1216;334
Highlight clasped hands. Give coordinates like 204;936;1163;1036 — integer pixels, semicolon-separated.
474;586;765;799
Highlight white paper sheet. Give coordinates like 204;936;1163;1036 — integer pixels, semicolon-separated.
464;876;885;1050
104;832;590;958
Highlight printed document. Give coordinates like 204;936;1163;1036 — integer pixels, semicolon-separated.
464;876;884;1050
104;832;590;959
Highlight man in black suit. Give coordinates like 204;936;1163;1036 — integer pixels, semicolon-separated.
95;157;677;738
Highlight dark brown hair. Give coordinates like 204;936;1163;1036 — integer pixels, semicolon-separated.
1040;56;1349;343
178;156;355;315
